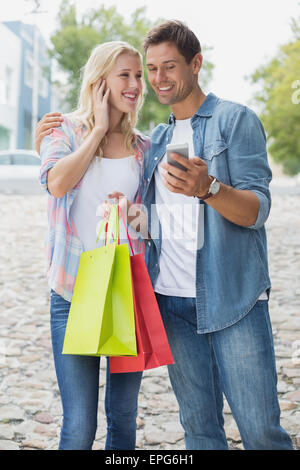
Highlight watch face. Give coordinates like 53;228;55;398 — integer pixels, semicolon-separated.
210;180;220;195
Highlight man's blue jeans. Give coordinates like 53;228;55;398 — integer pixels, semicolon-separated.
50;290;143;450
155;294;293;450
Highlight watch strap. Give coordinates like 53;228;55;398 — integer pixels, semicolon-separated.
196;177;217;200
198;192;213;200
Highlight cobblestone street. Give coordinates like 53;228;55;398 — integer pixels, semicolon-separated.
0;182;299;450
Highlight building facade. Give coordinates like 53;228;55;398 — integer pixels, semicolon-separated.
0;21;51;150
0;23;21;149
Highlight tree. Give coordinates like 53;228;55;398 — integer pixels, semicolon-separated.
49;0;214;131
249;15;300;175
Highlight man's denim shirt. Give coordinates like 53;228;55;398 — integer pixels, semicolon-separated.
142;93;272;334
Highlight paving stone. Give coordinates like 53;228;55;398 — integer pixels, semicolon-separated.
0;405;25;421
282;368;300;378
92;441;103;450
34;412;54;424
0;424;14;440
12;420;37;438
0;439;20;450
140;380;166;394
280;413;300;434
18;354;43;364
285;390;300;402
225;427;242;442
277;380;293;394
33;424;57;437
144;428;183;445
22;439;48;449
137;416;144;429
279;401;298;411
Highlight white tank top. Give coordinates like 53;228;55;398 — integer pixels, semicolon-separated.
70;155;139;252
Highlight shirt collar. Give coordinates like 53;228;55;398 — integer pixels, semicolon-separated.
168;92;218;124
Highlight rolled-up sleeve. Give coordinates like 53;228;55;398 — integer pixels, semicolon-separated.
39;118;72;195
226;107;272;229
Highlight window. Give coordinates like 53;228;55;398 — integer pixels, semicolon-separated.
0;154;11;165
5;66;13;104
0;153;40;166
11;154;40;166
24;50;49;98
25;50;34;88
0;126;10;150
24;110;32;149
39;67;48;99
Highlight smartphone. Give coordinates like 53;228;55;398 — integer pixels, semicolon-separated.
166;143;189;175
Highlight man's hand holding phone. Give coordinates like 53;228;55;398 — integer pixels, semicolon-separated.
166;143;189;177
161;143;212;198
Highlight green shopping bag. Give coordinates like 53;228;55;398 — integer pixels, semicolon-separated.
62;205;137;357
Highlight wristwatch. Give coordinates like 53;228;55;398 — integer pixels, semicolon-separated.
197;177;221;200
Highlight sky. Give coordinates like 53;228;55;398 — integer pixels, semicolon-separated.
1;0;299;111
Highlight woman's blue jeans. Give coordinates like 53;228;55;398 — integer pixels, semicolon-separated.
50;289;143;450
155;294;293;450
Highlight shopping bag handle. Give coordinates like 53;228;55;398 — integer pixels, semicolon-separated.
96;219;108;244
104;204;134;255
118;204;134;255
96;205;118;245
106;204;119;245
96;203;134;255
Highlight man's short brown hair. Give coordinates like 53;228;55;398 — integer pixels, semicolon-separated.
143;20;201;64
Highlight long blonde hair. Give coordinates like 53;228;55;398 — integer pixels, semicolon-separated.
72;41;145;157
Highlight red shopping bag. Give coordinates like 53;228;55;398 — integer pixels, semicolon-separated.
109;207;174;373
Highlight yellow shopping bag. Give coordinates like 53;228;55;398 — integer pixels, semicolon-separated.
62;205;137;357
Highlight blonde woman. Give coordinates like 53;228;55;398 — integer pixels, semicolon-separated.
38;42;150;450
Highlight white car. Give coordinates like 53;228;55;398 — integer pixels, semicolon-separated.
0;149;43;194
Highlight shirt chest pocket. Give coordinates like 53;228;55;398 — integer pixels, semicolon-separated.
201;140;231;184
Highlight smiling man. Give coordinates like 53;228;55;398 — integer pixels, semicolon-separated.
141;20;293;450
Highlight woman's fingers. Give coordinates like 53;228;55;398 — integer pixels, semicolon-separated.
108;193;129;219
39;121;61;133
43;116;63;124
97;79;106;98
41;129;53;137
38;112;62;124
103;87;110;101
44;112;62;117
100;200;112;221
92;79;107;107
36;117;63;136
38;113;63;124
92;80;101;100
108;191;125;201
